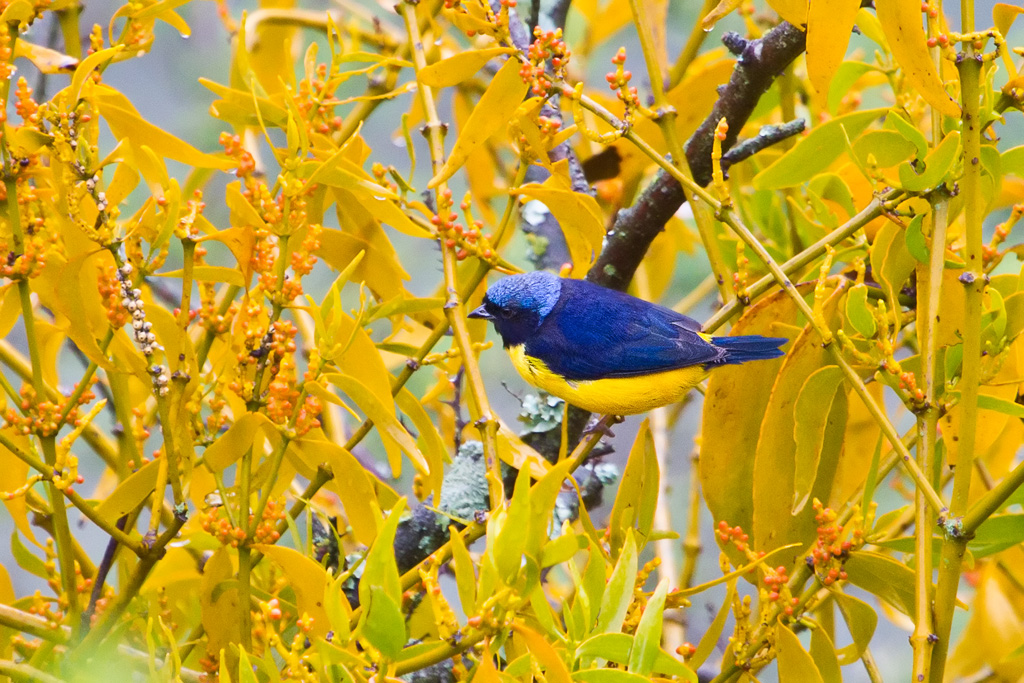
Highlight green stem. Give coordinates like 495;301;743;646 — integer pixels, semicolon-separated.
69;517;184;659
929;13;984;679
0;432;143;555
6;173;80;629
0;660;63;683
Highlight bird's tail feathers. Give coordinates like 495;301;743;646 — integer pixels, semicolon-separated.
711;335;787;365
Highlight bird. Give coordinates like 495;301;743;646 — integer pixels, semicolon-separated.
468;271;787;415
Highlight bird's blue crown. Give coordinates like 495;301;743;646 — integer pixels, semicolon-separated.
485;271;562;322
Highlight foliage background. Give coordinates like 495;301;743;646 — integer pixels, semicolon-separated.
0;0;1023;681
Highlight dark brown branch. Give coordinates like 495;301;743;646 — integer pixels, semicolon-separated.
721;119;806;166
587;20;807;291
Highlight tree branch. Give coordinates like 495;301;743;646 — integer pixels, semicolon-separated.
587;20;807;291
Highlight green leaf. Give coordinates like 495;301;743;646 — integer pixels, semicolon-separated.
608;419;659;556
753;108;888;189
1002;144;1024;176
904;214;930;264
573;671;649;683
827;63;878;115
541;533;587;568
833;590;878;664
361;585;406;660
358;498;405;607
810;626;843;683
793;365;846;511
851;130;916;168
884;110;929;159
845;284;877;338
237;648;259;683
449;526;477;615
844;551;917;616
324;574;352;644
898;131;961;191
492;464;531;584
11;532;48;579
595;530;637;635
528;458;576;561
577;632;632;663
946;391;1024;418
776;623;824;683
628;578;668;676
692;579;736;669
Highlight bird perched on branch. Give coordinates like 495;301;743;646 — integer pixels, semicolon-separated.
469;271;787;415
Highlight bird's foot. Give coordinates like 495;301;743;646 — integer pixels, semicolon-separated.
583;414;623;439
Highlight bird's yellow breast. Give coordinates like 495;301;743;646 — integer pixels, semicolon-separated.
507;344;708;415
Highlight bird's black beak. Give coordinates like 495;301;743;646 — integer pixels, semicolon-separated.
468;305;493;320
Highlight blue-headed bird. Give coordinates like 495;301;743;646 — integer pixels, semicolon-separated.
468;271;787;415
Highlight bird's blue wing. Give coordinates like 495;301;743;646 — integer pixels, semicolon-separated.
525;279;723;380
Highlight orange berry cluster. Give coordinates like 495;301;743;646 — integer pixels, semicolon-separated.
605;48;640;109
97;265;130;328
808;500;861;586
14;78;39;124
219;132;257;179
297;63;346;136
762;564;801;617
0;25;12;82
251;498;288;544
432;188;497;262
920;2;939;19
519;27;570;98
716;520;751;553
199;498;285;548
984;203;1022;263
2;383;95;437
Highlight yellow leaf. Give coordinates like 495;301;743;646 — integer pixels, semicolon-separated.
495;424;550;478
291;436;381;545
324;373;428;478
418;47;515;88
428;57;529;188
701;0;743;31
67;46;124;103
766;0;808;26
200;225;256;288
777;623;825;683
511;624;573;683
94;458;163;526
807;0;861;95
254;545;331;637
752;283;846;552
512;159;605;277
319;215;409;302
36;252;116;372
994;3;1024;38
875;0;960;117
701;285;808;540
395;387;448;502
14;41;77;74
203;413;273;472
92;87;235;169
155;266;245;286
200;548;242;652
0;432;35;543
